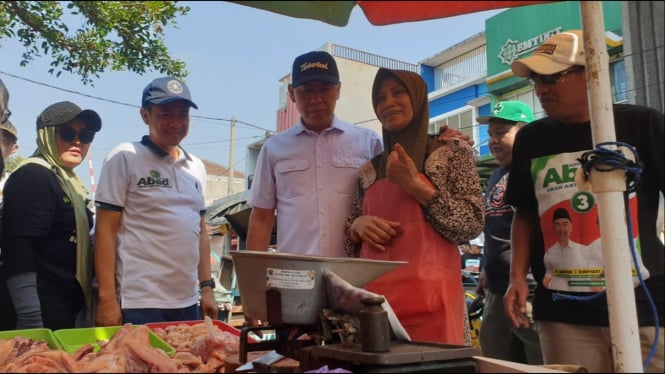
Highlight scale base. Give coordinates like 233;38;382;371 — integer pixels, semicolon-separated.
299;341;479;373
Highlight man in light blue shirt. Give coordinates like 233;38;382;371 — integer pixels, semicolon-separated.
247;51;383;257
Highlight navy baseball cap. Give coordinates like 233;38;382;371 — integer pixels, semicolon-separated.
291;51;340;87
142;77;198;109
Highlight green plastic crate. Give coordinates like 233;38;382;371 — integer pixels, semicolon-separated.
53;325;175;356
0;328;61;350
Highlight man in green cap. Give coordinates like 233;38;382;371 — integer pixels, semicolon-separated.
475;100;543;364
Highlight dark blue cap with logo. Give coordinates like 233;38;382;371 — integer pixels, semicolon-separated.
142;77;198;109
291;51;340;87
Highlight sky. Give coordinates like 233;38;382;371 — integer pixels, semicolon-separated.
0;1;504;192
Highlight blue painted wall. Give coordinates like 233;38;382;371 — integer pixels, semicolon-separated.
423;65;492;158
421;65;435;93
429;85;479;117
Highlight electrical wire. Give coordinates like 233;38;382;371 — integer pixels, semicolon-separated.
0;70;275;134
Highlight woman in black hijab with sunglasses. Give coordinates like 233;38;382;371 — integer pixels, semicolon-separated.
0;101;101;330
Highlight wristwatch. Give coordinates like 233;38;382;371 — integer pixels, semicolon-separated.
199;278;215;290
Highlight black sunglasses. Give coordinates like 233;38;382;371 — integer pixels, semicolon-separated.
57;126;95;144
527;66;585;86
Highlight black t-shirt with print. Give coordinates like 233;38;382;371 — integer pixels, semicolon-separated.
506;104;664;327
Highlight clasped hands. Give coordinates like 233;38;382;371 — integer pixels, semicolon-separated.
349;143;414;251
349;126;471;251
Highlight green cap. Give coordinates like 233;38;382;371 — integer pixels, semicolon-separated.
477;100;535;124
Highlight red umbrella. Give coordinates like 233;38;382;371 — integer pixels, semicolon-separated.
232;1;550;26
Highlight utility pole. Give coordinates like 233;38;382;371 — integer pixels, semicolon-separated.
228;117;236;195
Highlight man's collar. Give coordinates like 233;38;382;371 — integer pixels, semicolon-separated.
295;116;346;134
140;135;191;161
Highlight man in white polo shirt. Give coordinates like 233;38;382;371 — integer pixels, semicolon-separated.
94;76;217;325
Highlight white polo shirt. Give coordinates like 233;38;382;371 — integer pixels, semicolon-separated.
95;136;207;309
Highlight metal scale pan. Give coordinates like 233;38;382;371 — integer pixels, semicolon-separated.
230;250;406;325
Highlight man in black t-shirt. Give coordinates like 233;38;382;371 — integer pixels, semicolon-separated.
504;30;664;373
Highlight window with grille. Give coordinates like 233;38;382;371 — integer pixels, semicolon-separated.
433;46;486;91
499;89;545;120
429;106;475;138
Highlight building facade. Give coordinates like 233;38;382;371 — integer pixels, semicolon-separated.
419;1;633;187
